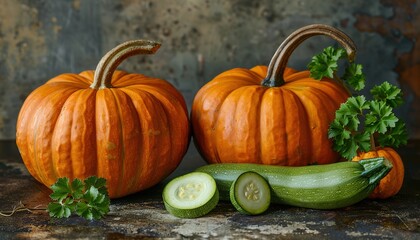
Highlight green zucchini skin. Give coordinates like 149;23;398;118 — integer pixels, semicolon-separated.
195;158;392;210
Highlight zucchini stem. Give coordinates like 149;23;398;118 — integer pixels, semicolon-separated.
359;157;393;185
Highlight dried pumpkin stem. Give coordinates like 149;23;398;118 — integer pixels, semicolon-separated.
262;24;357;87
90;40;161;89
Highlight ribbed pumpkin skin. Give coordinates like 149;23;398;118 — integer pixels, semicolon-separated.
191;66;350;166
352;147;404;199
16;70;190;198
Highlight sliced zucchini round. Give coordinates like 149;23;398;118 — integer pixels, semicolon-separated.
230;171;271;215
162;172;219;218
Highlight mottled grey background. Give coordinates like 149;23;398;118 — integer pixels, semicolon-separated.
1;0;419;144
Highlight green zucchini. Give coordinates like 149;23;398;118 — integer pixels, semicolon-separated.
195;157;392;210
230;171;271;215
162;172;219;218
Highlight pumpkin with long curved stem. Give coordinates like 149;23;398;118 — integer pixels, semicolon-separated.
191;24;355;166
16;40;190;198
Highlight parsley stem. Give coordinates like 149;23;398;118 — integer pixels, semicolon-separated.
370;134;376;151
262;24;356;87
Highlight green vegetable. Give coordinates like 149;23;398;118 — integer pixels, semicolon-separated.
162;172;219;218
328;81;408;160
196;157;392;210
47;176;110;220
307;46;365;91
308;46;407;160
230;171;271;215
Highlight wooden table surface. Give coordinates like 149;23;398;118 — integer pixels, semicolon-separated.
0;140;419;239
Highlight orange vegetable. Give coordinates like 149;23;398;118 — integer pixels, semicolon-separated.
353;147;404;199
16;40;190;198
191;24;354;165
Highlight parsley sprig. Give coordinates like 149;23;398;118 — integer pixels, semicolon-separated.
307;46;365;91
47;176;110;220
328;86;407;160
308;47;408;160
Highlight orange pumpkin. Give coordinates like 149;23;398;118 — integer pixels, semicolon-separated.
16;40;190;198
191;24;355;166
352;147;404;199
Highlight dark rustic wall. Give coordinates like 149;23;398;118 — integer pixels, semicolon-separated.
0;0;419;140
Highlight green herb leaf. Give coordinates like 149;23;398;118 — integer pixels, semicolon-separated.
47;176;110;220
308;46;346;80
342;63;365;91
370;81;404;108
377;121;408;148
365;100;398;134
71;178;84;199
49;177;71;201
84;176;108;196
47;202;72;218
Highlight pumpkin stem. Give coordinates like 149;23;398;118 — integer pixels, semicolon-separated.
90;40;161;89
261;24;357;87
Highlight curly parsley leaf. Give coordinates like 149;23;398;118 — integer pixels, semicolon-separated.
308;46;346;80
84;176;108;195
377;121;408;148
370;81;404;108
342;63;365;91
49;177;72;201
47;177;110;220
307;46;366;92
365;100;398;134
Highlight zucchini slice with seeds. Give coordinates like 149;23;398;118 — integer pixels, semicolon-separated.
162;172;219;218
230;171;271;215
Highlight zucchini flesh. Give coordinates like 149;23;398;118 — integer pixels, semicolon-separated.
196;157;392;210
230;171;271;215
162;172;219;218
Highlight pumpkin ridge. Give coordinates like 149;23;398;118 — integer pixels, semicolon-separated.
282;88;311;165
47;73;92;88
34;87;79;186
260;87;288;165
208;69;263;86
215;86;265;163
194;84;241;163
126;86;176;185
213;87;239;163
51;89;95;180
255;87;265;164
212;86;240;163
118;88;152;193
16;87;48;182
108;89;127;197
51;90;79;179
144;88;178;183
290;87;336;164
